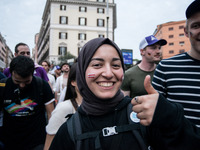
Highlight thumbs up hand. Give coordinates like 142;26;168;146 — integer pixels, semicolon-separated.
131;75;159;126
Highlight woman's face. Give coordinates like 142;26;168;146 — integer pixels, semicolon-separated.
85;44;124;99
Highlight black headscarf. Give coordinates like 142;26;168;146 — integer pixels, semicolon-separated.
77;38;125;116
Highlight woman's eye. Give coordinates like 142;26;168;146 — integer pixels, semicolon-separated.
92;63;101;67
113;64;120;68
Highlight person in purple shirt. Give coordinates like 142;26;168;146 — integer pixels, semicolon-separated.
3;42;49;82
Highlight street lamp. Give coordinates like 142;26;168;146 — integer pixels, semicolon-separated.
106;0;109;38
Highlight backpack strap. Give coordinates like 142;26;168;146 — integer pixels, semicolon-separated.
67;102;149;150
0;78;8;109
127;102;149;150
67;111;143;150
67;111;82;150
34;76;43;97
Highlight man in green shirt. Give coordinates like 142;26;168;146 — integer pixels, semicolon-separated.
121;35;167;98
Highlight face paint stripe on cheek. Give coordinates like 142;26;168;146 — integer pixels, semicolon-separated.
88;73;95;78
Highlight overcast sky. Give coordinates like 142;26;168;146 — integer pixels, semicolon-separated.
0;0;192;60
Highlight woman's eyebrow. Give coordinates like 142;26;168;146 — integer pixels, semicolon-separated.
91;58;104;61
112;58;121;61
90;58;121;62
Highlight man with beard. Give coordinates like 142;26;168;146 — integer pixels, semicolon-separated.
121;35;167;98
55;62;70;104
0;56;54;150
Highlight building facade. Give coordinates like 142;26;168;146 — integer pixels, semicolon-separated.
154;20;190;59
0;33;14;69
36;0;116;65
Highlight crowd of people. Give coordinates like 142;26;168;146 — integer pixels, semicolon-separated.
0;0;200;149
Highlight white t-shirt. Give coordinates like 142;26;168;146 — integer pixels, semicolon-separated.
47;73;56;92
55;74;68;93
46;100;76;134
58;86;67;103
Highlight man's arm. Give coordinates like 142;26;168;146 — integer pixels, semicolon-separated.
3;68;11;77
42;79;55;120
44;134;55;150
45;101;54;120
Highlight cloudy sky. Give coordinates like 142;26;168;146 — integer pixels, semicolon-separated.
0;0;192;60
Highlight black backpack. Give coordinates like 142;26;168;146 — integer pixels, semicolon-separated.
66;102;151;150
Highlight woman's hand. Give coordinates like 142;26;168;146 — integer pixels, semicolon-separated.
131;75;159;126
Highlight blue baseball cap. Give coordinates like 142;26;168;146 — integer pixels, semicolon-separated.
56;65;61;70
139;35;167;49
186;0;200;19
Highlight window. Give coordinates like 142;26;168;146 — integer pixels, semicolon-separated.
169;35;174;38
60;5;66;11
79;17;87;26
179;25;184;29
2;47;6;53
97;8;105;14
79;6;87;12
98;34;105;38
179;33;184;37
59;32;68;39
0;56;3;62
78;47;82;55
169;42;174;46
78;33;86;40
169;50;174;54
60;16;68;24
168;27;173;31
179;49;185;53
97;19;105;27
58;46;67;55
97;0;105;2
179;41;185;45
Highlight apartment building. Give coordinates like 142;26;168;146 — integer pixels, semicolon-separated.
36;0;116;65
0;33;14;69
154;20;190;59
32;33;39;63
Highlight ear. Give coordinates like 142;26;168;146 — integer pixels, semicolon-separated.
14;52;18;57
140;49;145;56
184;27;189;38
71;80;76;87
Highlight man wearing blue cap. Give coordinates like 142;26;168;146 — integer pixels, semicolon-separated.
121;35;167;98
152;0;200;128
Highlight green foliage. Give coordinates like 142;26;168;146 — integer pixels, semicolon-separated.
58;51;77;65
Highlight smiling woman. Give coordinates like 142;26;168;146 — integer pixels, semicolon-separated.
76;38;125;116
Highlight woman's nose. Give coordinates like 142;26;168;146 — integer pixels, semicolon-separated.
102;66;114;79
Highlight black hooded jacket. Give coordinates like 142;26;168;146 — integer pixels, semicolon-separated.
50;93;200;150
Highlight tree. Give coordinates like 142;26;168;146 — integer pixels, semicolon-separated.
58;51;77;65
